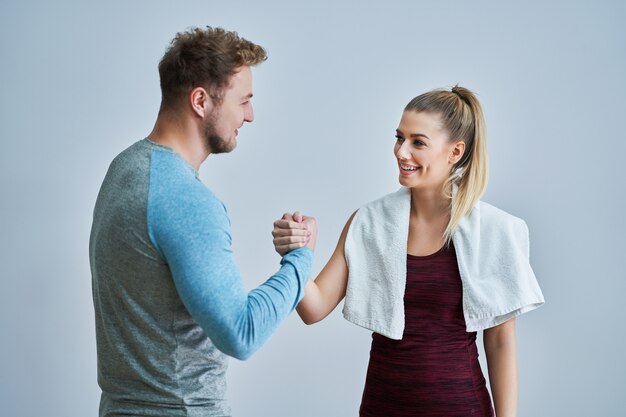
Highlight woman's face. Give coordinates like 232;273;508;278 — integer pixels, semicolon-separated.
394;111;464;191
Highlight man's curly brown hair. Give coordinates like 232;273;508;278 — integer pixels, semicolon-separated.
158;26;267;111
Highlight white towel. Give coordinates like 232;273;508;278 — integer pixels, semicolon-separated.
342;187;545;339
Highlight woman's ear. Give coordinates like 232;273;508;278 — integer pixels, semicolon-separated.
449;141;466;165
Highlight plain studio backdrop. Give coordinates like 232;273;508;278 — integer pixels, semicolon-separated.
1;1;624;416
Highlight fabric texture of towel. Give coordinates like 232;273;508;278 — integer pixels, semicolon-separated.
343;187;545;339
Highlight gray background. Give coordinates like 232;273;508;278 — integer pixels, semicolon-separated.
1;1;624;416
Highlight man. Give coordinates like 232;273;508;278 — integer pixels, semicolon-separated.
90;27;316;416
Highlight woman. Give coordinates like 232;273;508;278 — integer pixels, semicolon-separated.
274;86;544;417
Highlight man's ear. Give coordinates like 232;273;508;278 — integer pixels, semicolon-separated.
189;87;211;118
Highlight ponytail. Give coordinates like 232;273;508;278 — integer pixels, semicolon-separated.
404;85;489;244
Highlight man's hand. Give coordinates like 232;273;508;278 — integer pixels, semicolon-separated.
272;211;317;256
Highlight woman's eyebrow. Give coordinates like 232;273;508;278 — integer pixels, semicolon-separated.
396;129;430;140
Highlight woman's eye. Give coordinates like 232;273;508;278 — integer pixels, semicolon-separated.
395;135;404;142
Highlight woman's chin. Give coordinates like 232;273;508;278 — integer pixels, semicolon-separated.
398;176;417;188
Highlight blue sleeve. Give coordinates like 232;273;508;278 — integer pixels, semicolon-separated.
147;152;312;360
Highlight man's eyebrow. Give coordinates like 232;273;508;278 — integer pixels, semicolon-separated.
396;129;430;140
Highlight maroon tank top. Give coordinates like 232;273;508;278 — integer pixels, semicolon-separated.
359;243;494;417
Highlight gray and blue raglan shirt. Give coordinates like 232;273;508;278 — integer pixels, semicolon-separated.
89;138;312;416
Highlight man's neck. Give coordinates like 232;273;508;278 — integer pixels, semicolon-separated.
147;111;209;171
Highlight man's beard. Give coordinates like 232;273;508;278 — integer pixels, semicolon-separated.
203;108;236;154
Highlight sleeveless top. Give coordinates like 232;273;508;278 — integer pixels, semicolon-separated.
359;243;495;417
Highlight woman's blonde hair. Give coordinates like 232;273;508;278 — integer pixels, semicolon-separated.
404;85;489;244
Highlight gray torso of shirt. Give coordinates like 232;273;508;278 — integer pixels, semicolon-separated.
90;140;230;417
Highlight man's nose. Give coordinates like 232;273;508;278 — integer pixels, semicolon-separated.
244;103;254;123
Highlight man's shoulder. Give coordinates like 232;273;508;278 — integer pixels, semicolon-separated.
108;139;151;171
147;154;227;227
96;140;152;208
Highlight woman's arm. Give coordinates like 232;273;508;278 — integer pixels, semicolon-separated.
483;318;518;417
295;211;357;324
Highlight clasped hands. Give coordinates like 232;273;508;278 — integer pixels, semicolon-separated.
272;211;318;256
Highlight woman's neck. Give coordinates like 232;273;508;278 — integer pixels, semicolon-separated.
409;184;451;222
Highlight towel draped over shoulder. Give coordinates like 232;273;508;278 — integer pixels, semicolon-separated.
342;187;545;340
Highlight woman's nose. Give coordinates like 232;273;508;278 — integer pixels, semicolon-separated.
395;141;410;160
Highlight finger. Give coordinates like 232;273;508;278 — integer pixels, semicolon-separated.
274;236;309;245
293;211;303;223
273;226;310;235
281;212;294;221
272;228;310;238
301;217;317;230
273;219;308;229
